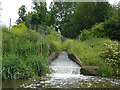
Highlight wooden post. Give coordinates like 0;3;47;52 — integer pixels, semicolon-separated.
8;18;11;31
41;35;42;56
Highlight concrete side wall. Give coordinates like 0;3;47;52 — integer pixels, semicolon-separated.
68;54;83;67
48;51;59;64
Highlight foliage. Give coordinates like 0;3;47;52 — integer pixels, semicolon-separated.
10;24;27;35
78;29;93;41
62;39;73;50
45;34;62;53
79;6;120;41
26;55;49;76
90;22;105;38
90;5;120;41
62;37;118;76
16;2;54;30
49;2;76;32
2;26;50;80
46;25;61;37
63;2;111;38
103;14;120;41
16;5;27;24
98;62;114;77
101;42;120;75
16;2;119;41
2;54;34;80
63;38;105;65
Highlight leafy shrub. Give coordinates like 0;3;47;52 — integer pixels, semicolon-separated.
78;29;93;41
101;42;120;75
90;22;106;38
104;18;120;41
10;24;27;35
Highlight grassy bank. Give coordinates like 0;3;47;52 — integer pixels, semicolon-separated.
2;24;59;80
61;38;120;77
46;28;120;77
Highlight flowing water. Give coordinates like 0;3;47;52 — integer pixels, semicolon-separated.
2;51;120;88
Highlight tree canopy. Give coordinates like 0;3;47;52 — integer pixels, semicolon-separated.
16;1;119;40
63;2;111;38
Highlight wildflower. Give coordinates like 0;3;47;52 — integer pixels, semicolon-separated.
104;43;107;46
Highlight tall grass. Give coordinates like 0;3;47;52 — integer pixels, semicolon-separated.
2;25;50;80
45;34;62;53
62;37;119;76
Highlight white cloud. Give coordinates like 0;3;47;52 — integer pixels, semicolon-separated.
109;0;119;5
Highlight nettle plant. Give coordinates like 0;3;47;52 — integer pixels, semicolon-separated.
101;42;120;75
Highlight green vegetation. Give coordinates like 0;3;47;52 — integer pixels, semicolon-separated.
2;1;120;79
2;25;51;80
62;37;119;77
2;24;62;80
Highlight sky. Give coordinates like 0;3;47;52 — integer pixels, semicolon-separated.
0;0;119;27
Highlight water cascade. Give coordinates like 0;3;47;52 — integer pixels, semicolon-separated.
49;51;81;75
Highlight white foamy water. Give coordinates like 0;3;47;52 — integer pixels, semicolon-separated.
49;51;81;75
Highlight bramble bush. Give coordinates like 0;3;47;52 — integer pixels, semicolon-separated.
101;42;120;75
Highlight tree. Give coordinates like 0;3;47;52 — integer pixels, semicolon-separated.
16;2;51;30
49;2;76;32
16;5;27;24
30;1;49;30
103;4;120;41
63;2;111;38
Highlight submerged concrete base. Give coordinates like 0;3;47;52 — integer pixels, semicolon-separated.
81;66;99;76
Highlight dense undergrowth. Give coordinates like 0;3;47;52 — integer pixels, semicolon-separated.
2;23;120;79
63;38;119;77
61;26;120;77
2;24;59;80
